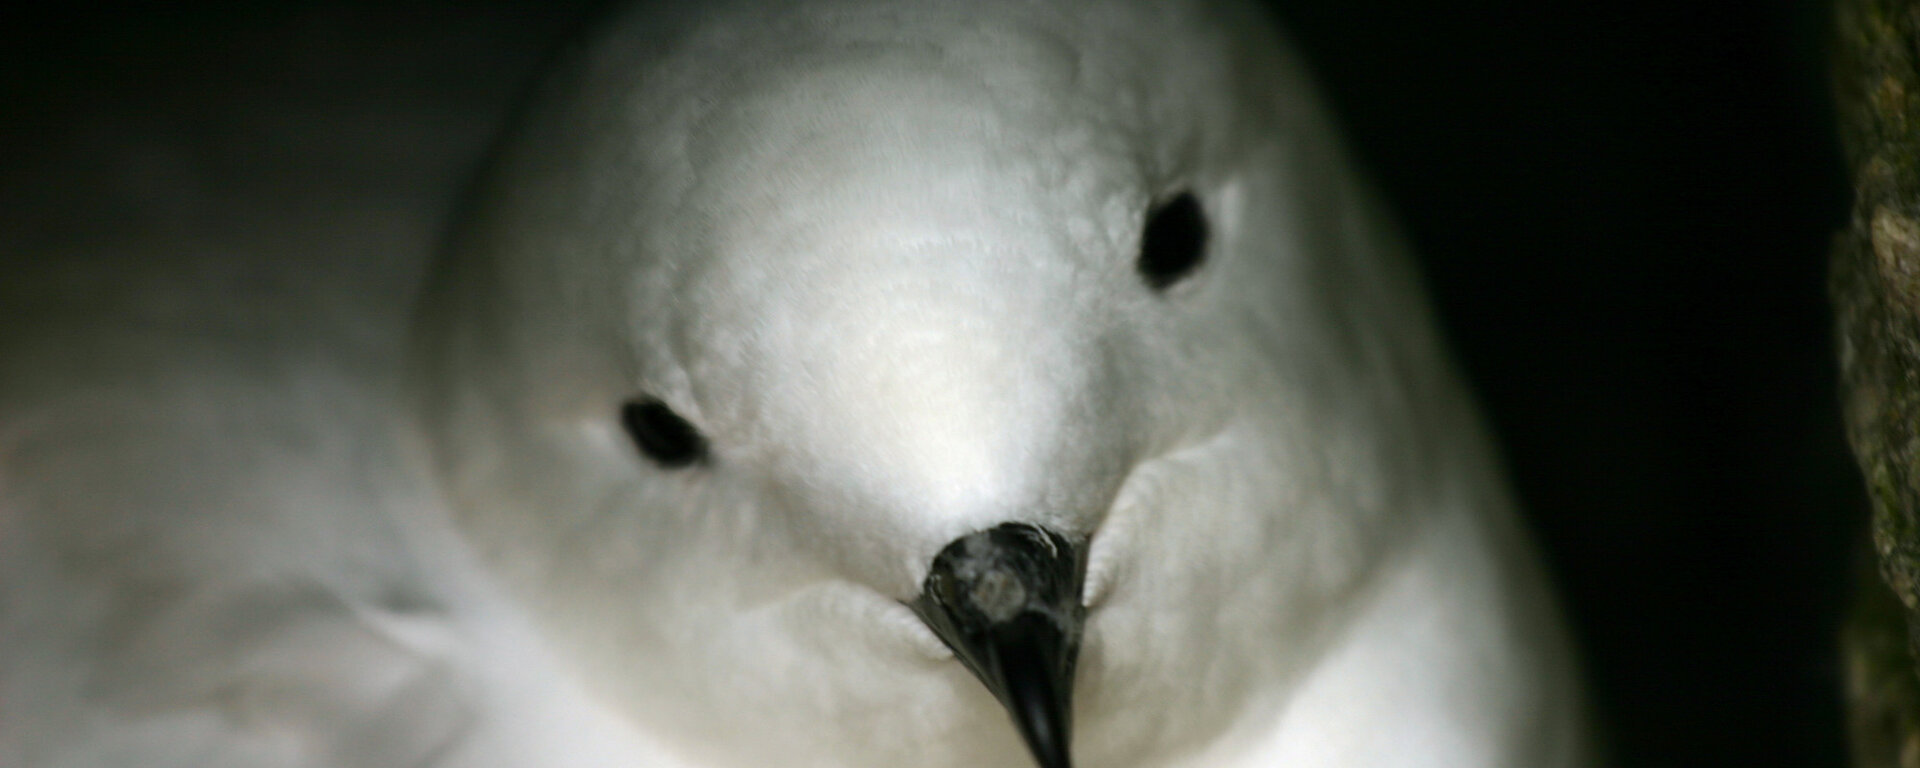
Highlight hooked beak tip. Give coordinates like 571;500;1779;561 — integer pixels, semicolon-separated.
910;522;1087;768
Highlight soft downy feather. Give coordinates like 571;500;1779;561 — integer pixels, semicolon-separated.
2;2;1589;766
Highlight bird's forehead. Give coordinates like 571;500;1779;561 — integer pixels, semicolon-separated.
631;62;1138;518
646;52;1145;378
674;43;1145;258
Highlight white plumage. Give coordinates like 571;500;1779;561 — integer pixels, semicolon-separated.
1;1;1590;766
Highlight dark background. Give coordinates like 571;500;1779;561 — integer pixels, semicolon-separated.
2;1;1861;766
1278;1;1859;766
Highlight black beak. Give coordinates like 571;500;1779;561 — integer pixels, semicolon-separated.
910;522;1088;768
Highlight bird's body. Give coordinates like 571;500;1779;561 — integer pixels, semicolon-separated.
2;2;1588;767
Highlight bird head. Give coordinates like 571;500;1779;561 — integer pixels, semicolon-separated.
411;1;1418;765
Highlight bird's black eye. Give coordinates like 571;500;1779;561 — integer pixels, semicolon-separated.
1136;191;1209;290
621;398;707;468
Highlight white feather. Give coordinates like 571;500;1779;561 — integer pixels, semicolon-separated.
2;1;1590;766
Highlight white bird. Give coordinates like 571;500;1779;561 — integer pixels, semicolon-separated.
1;1;1591;766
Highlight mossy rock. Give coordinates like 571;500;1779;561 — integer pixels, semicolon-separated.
1833;0;1920;765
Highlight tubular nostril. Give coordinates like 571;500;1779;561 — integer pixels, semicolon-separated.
970;567;1029;622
